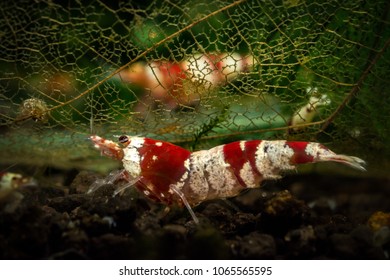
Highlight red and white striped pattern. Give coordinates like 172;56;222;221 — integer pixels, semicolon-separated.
117;53;255;110
90;135;365;223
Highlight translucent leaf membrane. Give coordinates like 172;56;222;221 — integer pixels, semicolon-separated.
0;0;389;173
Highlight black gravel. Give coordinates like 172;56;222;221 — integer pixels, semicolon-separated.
1;171;389;259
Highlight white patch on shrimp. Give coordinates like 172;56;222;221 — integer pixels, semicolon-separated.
171;158;190;188
178;158;190;183
187;146;241;203
122;138;144;178
239;162;257;188
304;142;322;159
305;142;341;164
255;140;295;180
122;150;141;178
129;137;145;148
185;151;209;203
239;141;246;152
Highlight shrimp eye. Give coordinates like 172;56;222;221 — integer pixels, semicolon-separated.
118;135;129;143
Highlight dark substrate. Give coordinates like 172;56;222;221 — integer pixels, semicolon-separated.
0;170;389;259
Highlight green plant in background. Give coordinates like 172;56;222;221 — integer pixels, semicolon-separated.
0;0;389;174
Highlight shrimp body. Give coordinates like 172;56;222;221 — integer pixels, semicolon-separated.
90;135;365;223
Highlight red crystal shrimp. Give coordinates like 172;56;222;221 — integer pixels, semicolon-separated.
116;53;254;113
89;135;365;223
